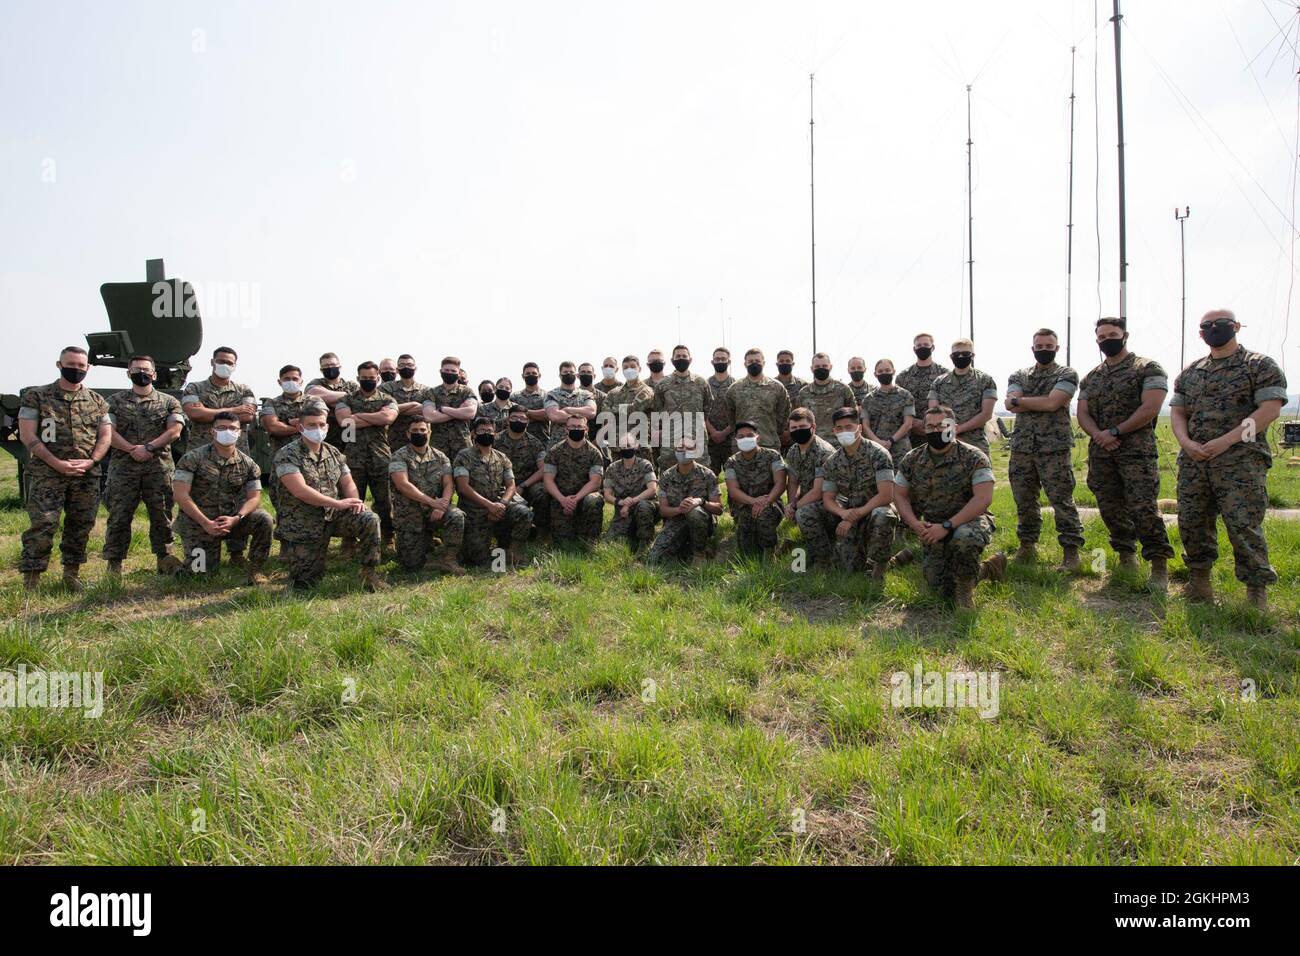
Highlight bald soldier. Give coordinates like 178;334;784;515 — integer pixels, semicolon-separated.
798;352;858;440
860;359;915;466
927;338;997;457
847;356;872;408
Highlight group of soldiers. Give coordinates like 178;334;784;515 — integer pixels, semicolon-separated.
14;308;1287;608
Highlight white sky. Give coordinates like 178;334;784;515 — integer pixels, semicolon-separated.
2;0;1298;399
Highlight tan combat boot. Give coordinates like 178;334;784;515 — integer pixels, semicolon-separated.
228;553;247;571
1147;556;1168;593
21;571;41;591
105;560;123;581
62;565;83;593
1247;585;1268;611
1118;551;1139;570
952;577;976;609
360;566;389;592
1183;568;1214;604
978;552;1007;583
157;554;183;575
890;547;914;568
1060;546;1081;572
1014;542;1037;563
246;562;269;586
433;550;466;576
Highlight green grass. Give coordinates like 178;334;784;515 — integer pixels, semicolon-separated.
0;419;1297;864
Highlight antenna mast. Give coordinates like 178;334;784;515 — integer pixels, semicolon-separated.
1066;47;1077;366
1176;207;1190;370
966;84;975;339
810;73;817;354
1111;0;1128;320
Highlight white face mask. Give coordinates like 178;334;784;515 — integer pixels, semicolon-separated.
622;367;639;382
301;426;326;444
836;430;858;447
212;362;234;379
736;436;758;452
280;380;302;394
602;366;617;380
675;451;692;463
213;428;239;446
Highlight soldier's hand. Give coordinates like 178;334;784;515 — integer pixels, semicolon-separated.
338;497;366;513
203;517;230;537
919;522;948;545
429;500;446;519
750;499;767;518
784;503;797;521
836;519;854;540
234;403;258;417
130;444;153;463
65;459;94;475
1180;439;1212;461
1201;436;1231;459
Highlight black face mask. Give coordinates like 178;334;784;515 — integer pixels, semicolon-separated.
560;372;577;386
746;363;763;377
398;366;416;379
812;368;830;382
950;353;973;370
647;361;664;374
790;427;813;445
508;420;527;434
927;431;952;450
523;374;539;387
321;367;341;380
480;390;494;402
359;378;378;392
380;371;397;382
712;362;729;374
1033;349;1058;365
567;428;586;442
914;346;933;361
672;358;690;373
60;366;87;384
849;370;865;382
619;448;637;459
876;374;893;386
495;387;511;401
1098;337;1126;357
409;432;429;447
579;374;594;388
777;363;794;375
1201;324;1236;348
129;371;153;387
441;372;459;385
474;432;495;447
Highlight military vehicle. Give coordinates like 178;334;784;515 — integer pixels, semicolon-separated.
1;259;273;501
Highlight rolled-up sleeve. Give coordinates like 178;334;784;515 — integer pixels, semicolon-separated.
972;467;994;486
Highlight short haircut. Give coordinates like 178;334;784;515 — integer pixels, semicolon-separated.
622;355;640;365
1095;316;1125;331
357;361;379;373
777;350;794;359
278;364;301;377
734;420;758;432
507;403;527;415
319;352;339;363
812;352;830;362
558;360;576;369
479;379;494;389
566;412;586;424
128;354;155;367
789;406;815;424
672;344;689;353
212;410;239;425
213;346;238;360
407;417;429;430
744;348;763;360
1033;328;1058;340
300;400;329;419
441;356;461;367
951;338;974;351
713;346;731;357
913;332;935;344
59;346;88;359
523;361;539;372
926;404;955;420
398;353;415;362
831;407;858;423
471;416;495;430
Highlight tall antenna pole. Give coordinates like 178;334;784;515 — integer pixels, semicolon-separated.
1176;207;1190;370
966;84;975;339
1066;47;1077;366
1111;0;1128;321
810;73;817;354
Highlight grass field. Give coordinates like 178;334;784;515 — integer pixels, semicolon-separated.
1;421;1297;864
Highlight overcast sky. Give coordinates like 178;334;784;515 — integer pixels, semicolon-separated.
2;0;1298;401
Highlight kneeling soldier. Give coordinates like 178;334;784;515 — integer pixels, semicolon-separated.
543;413;606;545
454;417;533;567
604;434;659;551
172;412;273;584
894;405;1006;607
724;421;787;557
648;437;723;565
274;401;387;591
819;407;897;578
388;419;465;574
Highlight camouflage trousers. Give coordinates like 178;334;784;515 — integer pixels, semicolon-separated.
179;510;273;574
708;440;730;476
1086;452;1173;560
392;501;465;571
434;436;470;466
731;501;785;556
348;454;391;539
1176;455;1276;585
886;438;912;468
519;481;551;535
550;493;604;543
921;514;995;594
102;463;174;561
796;501;895;571
461;501;533;566
19;472;101;572
1008;450;1084;549
647;507;714;564
959;435;990;459
606;499;658;548
281;509;381;587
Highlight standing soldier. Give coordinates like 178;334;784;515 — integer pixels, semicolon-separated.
652;345;713;471
171;412;273;585
645;349;668;388
647;437;723;565
102;355;186;579
724;349;792;454
542;361;597;447
605;356;657;468
847;356;872;408
511;361;550;445
578;363;609;454
305;352;357;449
336;362;399;549
1171;309;1288;609
260;365;309;541
799;353;857;440
927;338;997;457
604;434;659;551
478;377;516;432
388;418;465;574
378;358;399;384
723;421;788;557
705;347;736;474
273;401;387;592
784;407;838;568
497;404;550;539
1004;329;1084;570
17;346;111;591
1076;318;1173;590
181;345;257;455
861;359;915;467
454;418;533;568
893;406;1007;607
542;413;606;545
381;354;427;453
775;350;807;404
595;357;621;396
422;356;478;461
818;408;897;578
896;333;948;444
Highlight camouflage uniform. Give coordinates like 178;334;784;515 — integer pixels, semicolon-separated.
453;446;533;565
379;377;427;451
180;377;258;454
542;439;606;542
509;387;550;444
723;447;787;555
337;388;397;540
1005;364;1083;550
723;377;792;452
258;392;309;526
17;382;110;572
388;443;465;570
421;382;476;461
542;385;598;448
778;376;807;404
603;456;658;547
273;438;380;586
787;434;838;566
652;372;714;469
798;378;858;440
586;386;608;453
647;464;720;563
604;379;657;469
817;440;898;571
102;388;185;561
594;377;620;396
173;443;273;573
895;442;996;595
477;400;513;433
705;374;736;473
496;429;550;535
1171;346;1287;585
848;378;872;408
861;386;916;466
927;368;997;456
305;376;358;449
1078;354;1173;561
896;361;948;433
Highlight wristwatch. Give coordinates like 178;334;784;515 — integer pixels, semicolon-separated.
941;519;953;531
1108;426;1120;438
